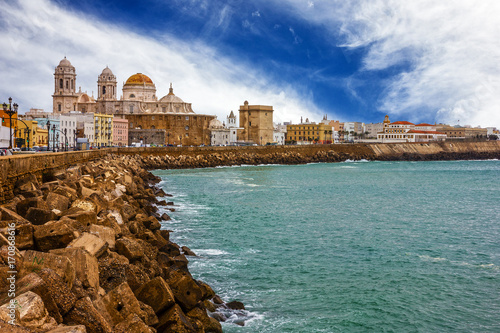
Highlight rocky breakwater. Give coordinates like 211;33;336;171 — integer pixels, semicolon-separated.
0;154;237;332
136;149;372;169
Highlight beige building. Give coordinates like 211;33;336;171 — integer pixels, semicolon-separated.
113;117;128;147
238;101;274;145
378;116;446;142
286;122;333;144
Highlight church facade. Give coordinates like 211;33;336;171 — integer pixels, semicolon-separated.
52;57;216;145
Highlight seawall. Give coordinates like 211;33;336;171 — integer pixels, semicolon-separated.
1;141;499;204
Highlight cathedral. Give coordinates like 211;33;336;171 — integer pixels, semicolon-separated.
52;57;216;145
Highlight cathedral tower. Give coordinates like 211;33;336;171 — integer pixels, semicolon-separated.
97;66;118;114
52;57;78;114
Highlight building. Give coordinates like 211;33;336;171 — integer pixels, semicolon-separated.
365;122;383;138
113;117;128;147
273;123;287;145
328;120;344;142
60;113;78;150
343;122;365;141
94;113;113;147
286;120;333;144
13;120;39;149
128;129;165;146
378;116;446;142
35;117;60;150
238;101;274;145
209;119;231;146
226;111;243;145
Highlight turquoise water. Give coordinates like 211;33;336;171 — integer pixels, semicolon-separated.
153;160;500;332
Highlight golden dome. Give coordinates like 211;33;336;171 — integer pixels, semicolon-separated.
124;73;154;86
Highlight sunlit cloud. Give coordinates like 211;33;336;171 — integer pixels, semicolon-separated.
281;0;500;127
0;0;324;124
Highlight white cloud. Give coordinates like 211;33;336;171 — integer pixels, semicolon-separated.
0;0;324;124
281;0;500;127
252;10;261;17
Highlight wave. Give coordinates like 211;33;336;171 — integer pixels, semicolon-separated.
195;249;230;256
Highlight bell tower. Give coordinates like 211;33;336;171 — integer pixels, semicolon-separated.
97;66;118;114
52;57;77;114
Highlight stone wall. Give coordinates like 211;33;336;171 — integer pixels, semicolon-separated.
1;141;499;204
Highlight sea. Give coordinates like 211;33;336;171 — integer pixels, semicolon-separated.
153;160;500;333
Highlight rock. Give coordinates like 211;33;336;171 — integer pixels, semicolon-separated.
156;304;194;333
50;248;99;290
133;276;175;314
9;272;63;323
101;282;147;326
46;324;87;332
115;237;143;261
37;269;78;316
70;199;97;213
143;216;161;231
169;275;204;312
159;241;181;257
202;300;216;313
16;197;49;218
0;209;34;250
226;301;245;310
22;251;76;289
34;220;78;252
181;246;197;257
67;233;108;258
2;291;57;331
63;211;97;227
52;186;79;202
25;207;57;225
187;306;222;333
107;210;124;226
81;187;97;198
63;297;112;333
196;281;215;301
211;296;223;305
89;225;115;250
46;192;70;212
113;313;151;333
160;213;171;221
0;319;34;332
138;301;158;326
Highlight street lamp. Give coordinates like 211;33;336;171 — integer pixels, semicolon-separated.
73;129;77;150
52;124;56;152
64;128;67;151
2;97;18;149
167;132;170;145
46;120;51;151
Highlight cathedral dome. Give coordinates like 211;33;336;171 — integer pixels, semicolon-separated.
159;83;184;103
101;66;114;76
58;57;73;68
125;73;154;86
209;119;224;129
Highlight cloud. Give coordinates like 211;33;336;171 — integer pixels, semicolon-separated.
281;0;500;127
252;10;261;17
0;0;325;125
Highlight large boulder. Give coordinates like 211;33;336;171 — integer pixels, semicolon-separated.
133;276;175;314
50;248;99;290
25;208;57;226
67;233;108;258
89;225;115;250
63;297;112;333
115;237;143;261
63;211;97;228
1;291;57;331
46;192;70;212
22;251;76;289
101;282;147;326
156;304;195;333
187;306;222;333
34;220;78;252
113;313;151;333
16;197;49;218
168;275;204;312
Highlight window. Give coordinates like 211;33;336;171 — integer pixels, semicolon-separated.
102;86;106;95
71;80;73;90
66;81;69;89
185;116;189;120
152;116;155;120
58;104;61;112
185;126;189;131
162;107;166;113
129;105;134;113
130;123;133;128
130;94;135;98
249;122;251;127
59;79;63;89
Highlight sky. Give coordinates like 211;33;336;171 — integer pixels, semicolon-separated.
0;0;499;127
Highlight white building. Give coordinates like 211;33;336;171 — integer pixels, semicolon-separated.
60;113;78;149
273;123;287;145
209;119;230;146
0;125;10;148
377;116;446;142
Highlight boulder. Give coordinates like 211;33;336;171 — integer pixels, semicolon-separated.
46;325;87;332
50;248;99;290
0;319;33;332
196;281;215;301
16;197;49;218
160;213;171;221
46;192;70;212
187;306;222;333
138;301;158;326
63;211;97;227
37;269;78;316
115;237;143;261
101;282;147;326
70;199;97;213
34;220;78;252
133;276;175;314
25;208;57;226
67;233;108;258
52;186;79;202
63;297;112;333
113;314;151;333
159;241;181;257
181;246;197;257
226;301;245;310
156;304;194;333
22;251;76;289
89;225;115;250
9;272;63;323
169;275;204;312
0;208;34;250
2;291;57;331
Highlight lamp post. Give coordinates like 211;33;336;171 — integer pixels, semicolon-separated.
73;129;77;150
167;132;170;145
64;128;67;151
2;97;18;149
52;124;56;152
46;120;51;151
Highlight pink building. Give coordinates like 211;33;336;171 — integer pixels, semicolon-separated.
113;117;128;147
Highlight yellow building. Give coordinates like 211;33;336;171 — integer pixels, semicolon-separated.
15;120;39;149
94;113;113;147
35;128;49;147
286;123;333;144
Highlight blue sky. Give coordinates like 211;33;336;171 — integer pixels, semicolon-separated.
1;0;499;127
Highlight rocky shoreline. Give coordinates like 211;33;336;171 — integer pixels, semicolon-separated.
0;154;243;332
